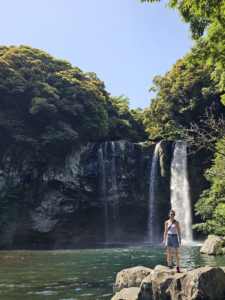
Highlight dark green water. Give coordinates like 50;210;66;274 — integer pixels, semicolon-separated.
0;245;225;300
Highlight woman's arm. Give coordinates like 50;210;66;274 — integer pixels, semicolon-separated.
176;221;181;245
163;221;167;246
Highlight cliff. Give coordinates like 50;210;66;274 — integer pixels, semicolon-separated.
0;139;208;247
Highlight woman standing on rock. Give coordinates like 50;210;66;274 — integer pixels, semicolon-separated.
163;210;181;272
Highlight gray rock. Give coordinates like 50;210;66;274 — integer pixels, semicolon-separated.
200;235;221;255
31;189;74;233
138;265;225;300
113;266;152;293
139;265;188;300
112;265;225;300
112;287;140;300
0;140;170;245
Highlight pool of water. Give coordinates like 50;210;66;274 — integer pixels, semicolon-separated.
0;245;225;300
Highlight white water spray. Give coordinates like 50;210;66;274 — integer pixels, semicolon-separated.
98;141;120;241
148;143;160;242
98;144;109;241
170;141;193;243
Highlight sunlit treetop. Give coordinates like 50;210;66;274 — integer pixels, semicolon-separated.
139;0;225;39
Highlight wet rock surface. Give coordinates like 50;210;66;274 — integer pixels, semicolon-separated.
113;265;225;300
0;139;209;246
0;140;170;246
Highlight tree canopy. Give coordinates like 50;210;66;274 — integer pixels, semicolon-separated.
139;0;225;39
192;140;225;236
0;46;147;150
143;55;225;140
139;0;225;103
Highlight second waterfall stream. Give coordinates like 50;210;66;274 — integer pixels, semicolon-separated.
170;141;193;243
148;143;160;242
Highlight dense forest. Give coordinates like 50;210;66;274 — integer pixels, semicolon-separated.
0;0;225;240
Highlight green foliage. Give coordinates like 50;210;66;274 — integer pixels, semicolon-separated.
192;140;225;236
0;45;147;148
143;56;225;140
110;94;130;108
106;98;148;142
139;0;225;40
139;0;225;98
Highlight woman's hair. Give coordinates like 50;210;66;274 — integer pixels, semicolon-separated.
168;209;175;215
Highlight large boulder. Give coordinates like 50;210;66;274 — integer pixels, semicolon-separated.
139;265;188;300
139;265;225;300
112;265;225;300
180;267;225;300
113;266;152;293
200;235;222;255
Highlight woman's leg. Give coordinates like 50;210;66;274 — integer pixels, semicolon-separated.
174;247;179;267
167;246;172;266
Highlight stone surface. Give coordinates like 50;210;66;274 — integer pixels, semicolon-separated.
31;189;75;233
113;265;225;300
0;138;210;246
139;265;188;300
112;287;140;300
200;235;221;255
113;266;152;293
0;140;163;246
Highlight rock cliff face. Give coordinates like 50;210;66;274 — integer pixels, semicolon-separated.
0;139;208;247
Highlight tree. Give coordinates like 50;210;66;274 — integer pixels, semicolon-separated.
139;0;225;39
139;1;225;96
192;139;225;236
0;45;147;148
143;56;225;140
110;94;130;108
106;95;148;142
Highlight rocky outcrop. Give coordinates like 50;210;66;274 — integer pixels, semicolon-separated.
113;266;152;293
0;138;209;247
112;265;225;300
200;235;224;255
0;140;173;246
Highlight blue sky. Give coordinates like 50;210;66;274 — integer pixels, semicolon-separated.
0;0;193;109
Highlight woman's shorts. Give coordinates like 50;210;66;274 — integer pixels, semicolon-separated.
165;235;179;248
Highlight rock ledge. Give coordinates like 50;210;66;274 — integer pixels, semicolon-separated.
112;265;225;300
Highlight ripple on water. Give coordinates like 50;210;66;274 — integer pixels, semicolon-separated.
1;246;225;300
35;291;57;295
59;298;77;300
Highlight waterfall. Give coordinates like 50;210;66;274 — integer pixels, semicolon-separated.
170;141;193;243
148;143;160;242
111;141;120;240
98;144;109;241
98;141;120;241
